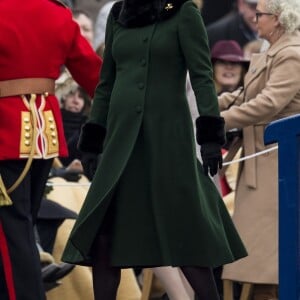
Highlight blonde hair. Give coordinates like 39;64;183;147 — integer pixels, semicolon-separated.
266;0;300;32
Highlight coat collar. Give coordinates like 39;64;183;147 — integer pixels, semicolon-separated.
267;30;300;57
111;0;188;28
244;31;300;88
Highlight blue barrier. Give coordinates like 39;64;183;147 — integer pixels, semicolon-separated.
264;114;300;300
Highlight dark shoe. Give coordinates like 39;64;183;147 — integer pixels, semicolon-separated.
43;263;75;282
44;280;61;292
42;263;61;281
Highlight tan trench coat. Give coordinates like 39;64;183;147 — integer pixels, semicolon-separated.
218;31;300;284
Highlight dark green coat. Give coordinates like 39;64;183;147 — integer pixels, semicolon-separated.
62;0;247;267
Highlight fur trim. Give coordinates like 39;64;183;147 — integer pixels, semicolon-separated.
196;116;226;145
112;0;188;28
77;123;106;154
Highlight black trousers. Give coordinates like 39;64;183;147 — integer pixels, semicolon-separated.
0;159;53;300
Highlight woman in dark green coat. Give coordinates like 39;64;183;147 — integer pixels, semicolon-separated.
62;0;247;298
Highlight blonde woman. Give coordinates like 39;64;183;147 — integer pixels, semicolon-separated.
219;0;300;298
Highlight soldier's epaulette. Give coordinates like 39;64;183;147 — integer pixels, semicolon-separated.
48;0;68;8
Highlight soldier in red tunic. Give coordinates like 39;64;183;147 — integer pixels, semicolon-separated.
0;0;102;299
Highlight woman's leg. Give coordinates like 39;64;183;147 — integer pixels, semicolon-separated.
152;267;194;300
91;234;121;300
178;268;195;299
180;266;220;300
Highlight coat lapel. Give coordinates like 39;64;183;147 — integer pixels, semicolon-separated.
267;31;300;57
244;52;267;91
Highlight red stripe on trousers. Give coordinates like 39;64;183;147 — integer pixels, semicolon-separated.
0;221;16;300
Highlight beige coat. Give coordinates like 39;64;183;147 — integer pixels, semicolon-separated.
219;31;300;284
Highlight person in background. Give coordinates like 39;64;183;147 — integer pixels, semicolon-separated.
186;39;249;165
201;0;235;26
49;83;90;180
211;40;249;95
59;84;90;168
0;1;102;299
206;0;258;48
51;6;95;176
211;40;249;299
219;0;300;298
62;0;247;299
73;9;94;47
94;1;116;53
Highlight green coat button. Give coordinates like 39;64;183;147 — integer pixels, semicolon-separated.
141;59;146;67
135;106;142;113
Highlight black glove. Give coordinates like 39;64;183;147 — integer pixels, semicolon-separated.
200;143;223;177
77;122;106;181
81;152;99;181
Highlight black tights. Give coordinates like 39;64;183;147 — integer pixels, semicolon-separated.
92;235;219;300
91;235;121;300
181;266;220;300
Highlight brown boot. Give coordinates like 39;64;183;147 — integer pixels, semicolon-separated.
252;284;278;300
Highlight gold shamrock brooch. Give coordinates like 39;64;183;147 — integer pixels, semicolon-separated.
165;3;174;11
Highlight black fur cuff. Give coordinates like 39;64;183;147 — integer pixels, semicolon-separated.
196;116;225;145
77;123;106;154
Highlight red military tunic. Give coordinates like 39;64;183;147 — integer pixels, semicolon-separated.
0;0;102;160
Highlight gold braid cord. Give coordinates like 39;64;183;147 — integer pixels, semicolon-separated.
0;94;37;206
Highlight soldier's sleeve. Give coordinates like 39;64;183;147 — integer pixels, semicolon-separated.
48;0;68;8
64;20;102;98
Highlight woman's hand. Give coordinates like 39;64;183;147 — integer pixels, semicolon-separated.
200;143;223;177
